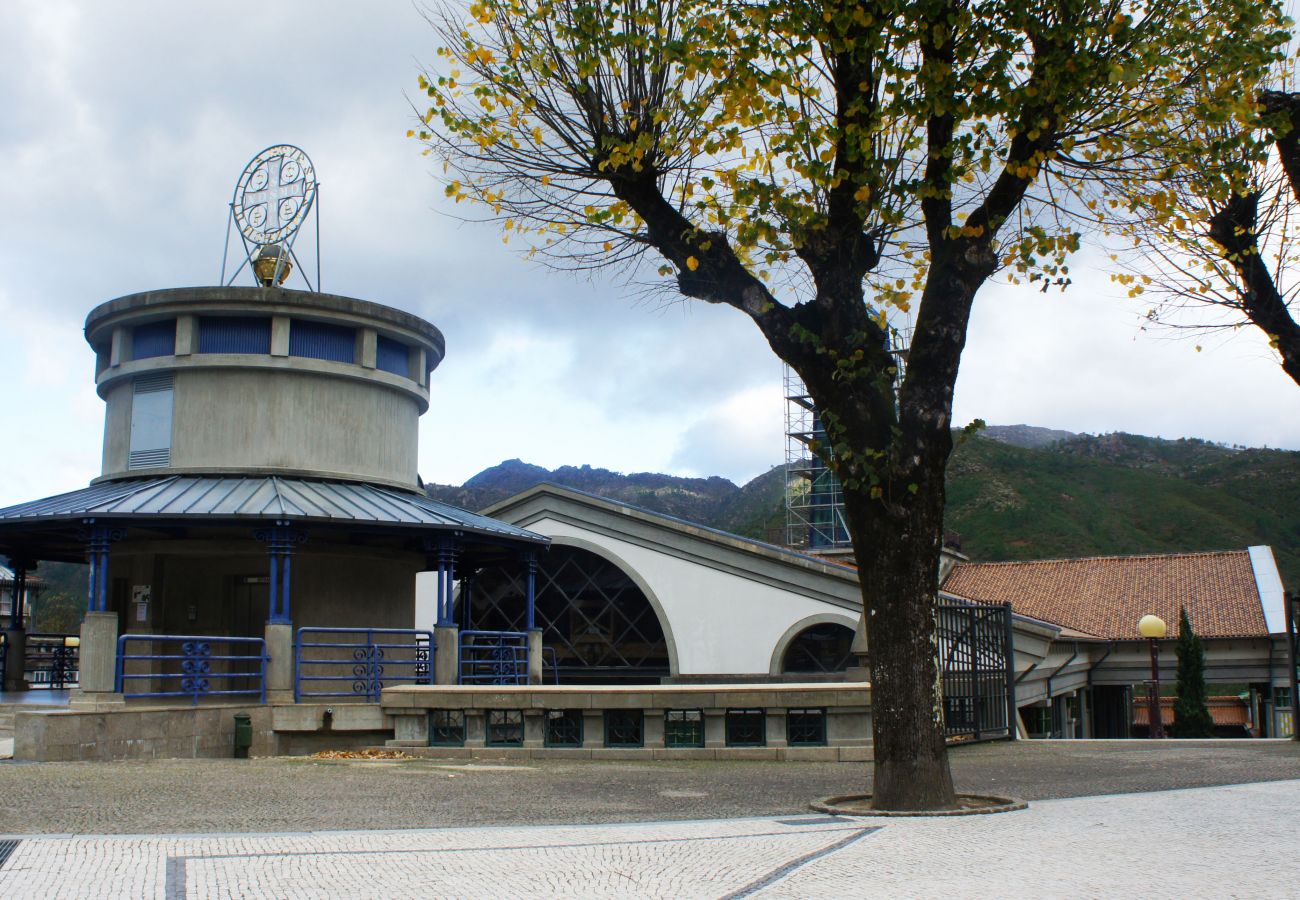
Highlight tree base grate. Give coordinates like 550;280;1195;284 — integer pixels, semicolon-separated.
0;840;21;870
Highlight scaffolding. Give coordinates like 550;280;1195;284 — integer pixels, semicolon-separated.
784;328;911;553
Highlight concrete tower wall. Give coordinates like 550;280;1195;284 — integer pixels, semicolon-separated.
86;287;444;489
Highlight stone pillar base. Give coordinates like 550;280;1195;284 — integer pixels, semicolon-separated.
78;611;121;695
4;629;29;693
434;625;460;685
527;629;544;685
69;689;126;709
264;621;294;701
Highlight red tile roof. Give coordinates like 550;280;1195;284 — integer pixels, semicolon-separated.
941;550;1267;639
1133;696;1251;728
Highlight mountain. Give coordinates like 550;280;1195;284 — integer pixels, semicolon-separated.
980;424;1077;449
427;429;1300;588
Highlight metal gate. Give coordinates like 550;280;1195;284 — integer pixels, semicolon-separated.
938;601;1015;742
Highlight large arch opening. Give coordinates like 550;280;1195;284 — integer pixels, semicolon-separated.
459;545;670;684
779;622;856;675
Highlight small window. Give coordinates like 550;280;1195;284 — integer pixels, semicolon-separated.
290;320;355;363
725;709;766;747
1275;687;1294;710
198;316;271;354
665;709;705;748
131;320;176;360
544;710;583;747
603;711;643;748
376;335;410;377
429;710;465;747
486;710;524;746
787;708;827;747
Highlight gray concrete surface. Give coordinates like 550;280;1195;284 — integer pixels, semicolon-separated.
0;739;1295;835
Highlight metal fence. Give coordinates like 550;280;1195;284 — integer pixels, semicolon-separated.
294;627;433;702
459;630;529;685
0;633;80;690
938;601;1015;742
115;634;268;705
25;634;80;689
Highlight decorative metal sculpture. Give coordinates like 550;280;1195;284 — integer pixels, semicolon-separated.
220;145;321;291
232;145;317;245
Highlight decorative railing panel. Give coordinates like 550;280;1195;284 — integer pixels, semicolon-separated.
115;634;267;705
938;601;1015;742
459;630;528;685
25;633;80;689
295;627;433;702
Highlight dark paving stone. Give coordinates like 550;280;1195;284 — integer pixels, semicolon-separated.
0;740;1295;834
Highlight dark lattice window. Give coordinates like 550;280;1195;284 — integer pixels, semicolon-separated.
456;546;670;684
486;710;524;746
544;710;583;747
664;709;705;748
604;711;643;747
787;708;827;746
726;709;766;747
429;709;465;746
781;623;855;674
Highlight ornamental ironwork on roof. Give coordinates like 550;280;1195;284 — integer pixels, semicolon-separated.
0;476;546;544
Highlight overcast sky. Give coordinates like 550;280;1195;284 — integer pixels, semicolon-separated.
1;1;1297;509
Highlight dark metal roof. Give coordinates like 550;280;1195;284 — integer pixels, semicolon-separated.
0;476;547;544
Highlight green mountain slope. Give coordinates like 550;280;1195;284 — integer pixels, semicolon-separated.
944;435;1300;587
432;430;1299;589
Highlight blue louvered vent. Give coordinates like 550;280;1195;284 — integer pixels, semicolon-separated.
376;336;410;377
290;320;356;363
198;317;271;354
131;320;176;360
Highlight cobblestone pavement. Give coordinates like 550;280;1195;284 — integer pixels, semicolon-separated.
0;780;1296;898
0;739;1296;835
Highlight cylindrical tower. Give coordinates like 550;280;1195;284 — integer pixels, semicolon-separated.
84;286;444;490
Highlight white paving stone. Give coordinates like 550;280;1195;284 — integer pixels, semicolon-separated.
0;780;1295;898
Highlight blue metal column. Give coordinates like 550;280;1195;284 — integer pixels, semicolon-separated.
83;523;122;612
256;522;305;624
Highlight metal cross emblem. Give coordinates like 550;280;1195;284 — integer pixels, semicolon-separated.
232;145;317;245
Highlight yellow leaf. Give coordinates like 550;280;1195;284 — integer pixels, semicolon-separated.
686;256;700;271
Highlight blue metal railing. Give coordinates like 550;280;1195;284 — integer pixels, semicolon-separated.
25;633;79;689
459;630;529;685
295;627;433;702
115;634;268;705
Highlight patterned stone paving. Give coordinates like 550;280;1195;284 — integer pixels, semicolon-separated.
0;780;1295;898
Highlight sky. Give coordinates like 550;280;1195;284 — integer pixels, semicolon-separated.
1;1;1298;509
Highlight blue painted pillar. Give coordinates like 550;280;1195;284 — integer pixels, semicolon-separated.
257;522;304;624
83;523;120;613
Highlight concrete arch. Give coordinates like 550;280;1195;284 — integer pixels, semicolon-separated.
543;533;681;678
768;612;858;676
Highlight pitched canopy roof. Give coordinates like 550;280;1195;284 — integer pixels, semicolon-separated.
0;475;546;561
941;549;1282;639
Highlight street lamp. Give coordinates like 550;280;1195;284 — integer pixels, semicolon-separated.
1138;614;1167;739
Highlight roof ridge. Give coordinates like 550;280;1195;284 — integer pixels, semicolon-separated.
950;548;1252;568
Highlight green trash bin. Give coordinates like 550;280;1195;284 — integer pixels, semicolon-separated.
233;713;252;759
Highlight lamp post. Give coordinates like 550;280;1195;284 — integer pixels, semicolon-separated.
1138;614;1167;739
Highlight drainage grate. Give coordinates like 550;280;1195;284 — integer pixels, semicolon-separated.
0;840;21;870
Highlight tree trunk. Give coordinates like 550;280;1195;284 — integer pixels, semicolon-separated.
843;475;957;810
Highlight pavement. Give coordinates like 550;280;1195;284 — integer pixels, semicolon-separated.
0;741;1296;897
0;780;1297;898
